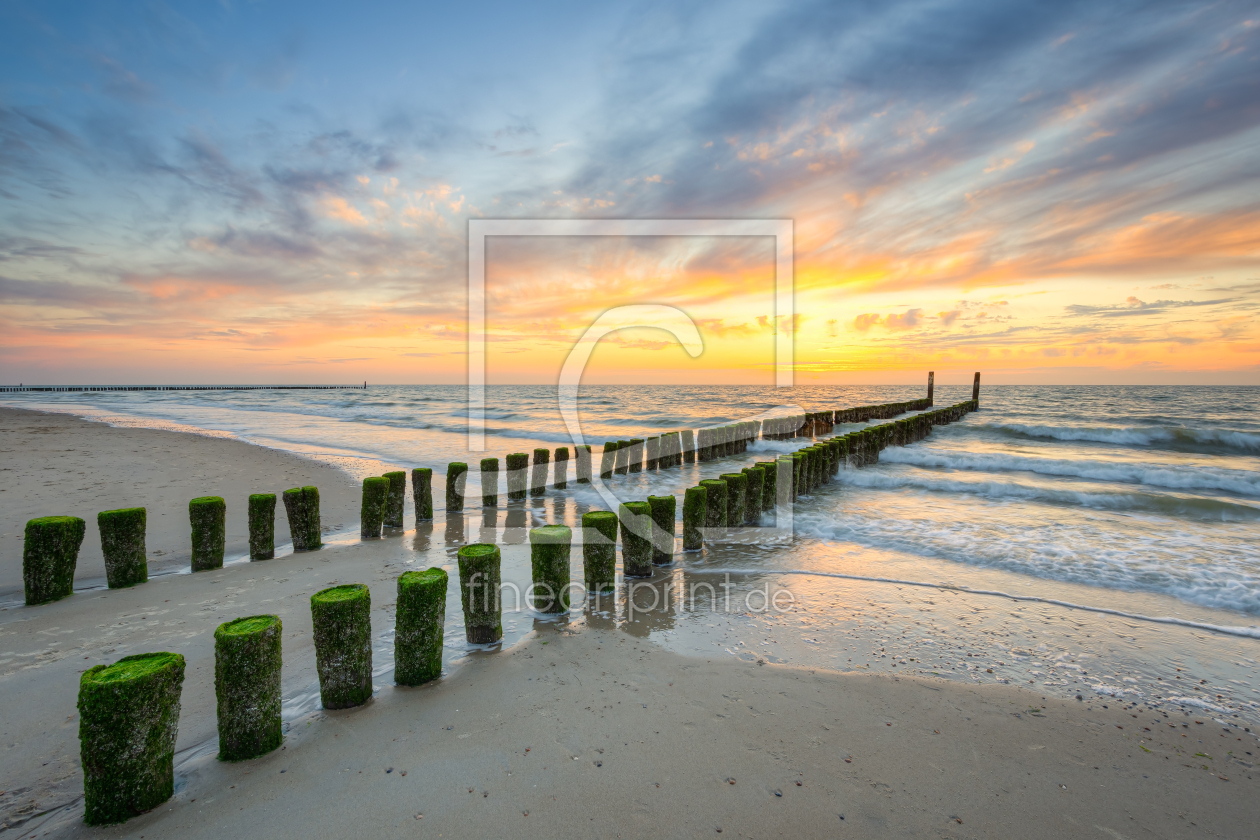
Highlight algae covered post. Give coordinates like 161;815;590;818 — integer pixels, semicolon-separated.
581;511;618;593
529;525;572;613
78;651;185;825
282;486;322;550
360;476;388;539
411;469;433;521
480;458;499;506
245;495;274;561
394;568;448;685
742;466;764;525
531;449;550;496
99;507;148;587
310;584;373;709
383;471;406;528
506;453;529;501
214;615;282;761
189;496;225;572
618;501;653;577
599;442;617;480
446;462;468;511
699;479;728;530
458;543;503;643
575;444;593;484
682;485;706;551
719;473;747;529
553;447;570;490
682;429;696;464
648;494;676;564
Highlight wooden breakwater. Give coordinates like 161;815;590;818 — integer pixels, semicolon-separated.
0;384;367;392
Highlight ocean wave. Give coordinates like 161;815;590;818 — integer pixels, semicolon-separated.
834;469;1260;521
793;505;1260;614
976;421;1260;453
878;447;1260;496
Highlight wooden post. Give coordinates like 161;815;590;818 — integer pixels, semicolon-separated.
927;371;934;406
972;371;980;405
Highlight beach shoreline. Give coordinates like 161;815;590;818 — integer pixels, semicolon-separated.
1;407;1257;837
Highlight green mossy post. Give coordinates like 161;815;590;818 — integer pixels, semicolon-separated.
411;469;434;521
78;651;185;825
581;511;618;593
506;453;529;501
529;525;572;613
480;458;499;506
214;615;282;761
360;476;388;539
627;439;644;473
99;508;148;587
23;516;85;605
457;544;503;643
719;473;747;528
645;436;660;470
245;495;274;561
553;447;569;490
531;449;550;497
682;429;696;464
383;471;406;528
618;501;653;577
395;568;448;685
599;442;617;480
758;461;777;511
310;584;372;709
446;462;468;511
682;486;706;551
282;486;322;550
615;440;630;475
576;444;593;483
700;479;728;529
742;466;764;525
647;494;676;564
189;496;226;572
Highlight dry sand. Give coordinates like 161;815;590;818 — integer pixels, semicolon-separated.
0;407;1256;838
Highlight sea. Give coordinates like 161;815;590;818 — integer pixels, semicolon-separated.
5;384;1259;728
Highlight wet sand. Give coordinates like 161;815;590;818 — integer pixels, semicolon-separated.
1;409;1257;838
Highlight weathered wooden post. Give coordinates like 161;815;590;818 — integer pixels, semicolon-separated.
682;429;696;464
99;507;149;585
457;544;502;643
529;525;572;613
506;453;529;500
645;436;660;470
446;463;468;511
627;438;644;473
243;496;274;562
618;501;653;577
190;496;225;571
600;442;617;479
383;471;406;528
481;457;499;506
310;584;372;709
395;568;447;685
927;371;934;406
283;485;323;549
720;473;747;527
214;615;282;761
682;485;706;551
360;476;388;539
78;651;185;824
553;447;570;489
575;444;593;483
411;470;433;522
972;371;981;406
742;466;764;524
700;478;728;529
648;495;676;564
530;449;549;497
582;511;618;593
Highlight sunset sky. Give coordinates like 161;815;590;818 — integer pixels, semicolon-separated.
1;0;1258;385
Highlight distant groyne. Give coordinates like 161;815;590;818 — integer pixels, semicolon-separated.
0;384;367;392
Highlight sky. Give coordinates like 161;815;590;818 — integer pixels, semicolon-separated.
1;0;1258;385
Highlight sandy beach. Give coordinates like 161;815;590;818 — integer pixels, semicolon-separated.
1;408;1256;838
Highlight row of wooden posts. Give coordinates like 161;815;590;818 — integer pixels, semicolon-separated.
72;396;979;825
